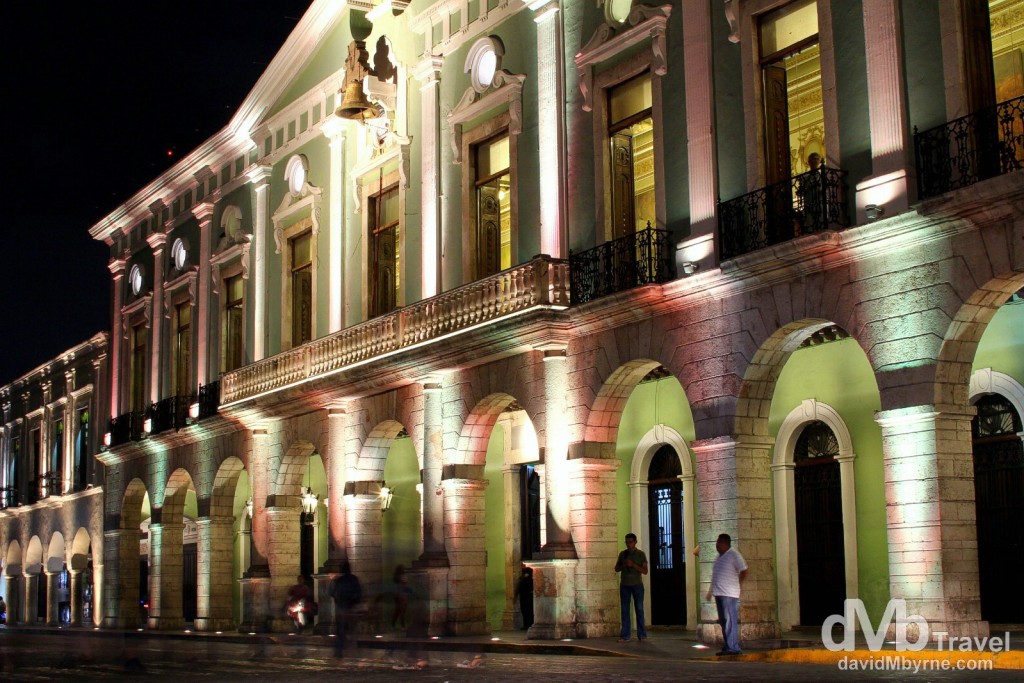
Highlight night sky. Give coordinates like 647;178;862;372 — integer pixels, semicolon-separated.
4;1;312;383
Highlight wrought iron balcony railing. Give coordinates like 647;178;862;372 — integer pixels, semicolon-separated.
109;411;144;447
0;486;18;509
149;395;188;435
914;95;1023;200
221;255;569;405
37;471;61;499
718;166;849;262
197;380;220;420
569;224;676;306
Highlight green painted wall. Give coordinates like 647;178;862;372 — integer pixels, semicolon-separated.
270;20;353;118
382;437;421;589
484;424;507;629
614;376;697;541
713;2;746;202
973;301;1024;380
768;338;890;622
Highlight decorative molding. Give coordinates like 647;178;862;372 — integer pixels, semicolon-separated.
724;0;739;43
120;293;153;337
574;3;672;111
210;236;253;295
162;268;199;320
272;181;322;254
447;70;526;163
349;138;411;214
410;0;528;56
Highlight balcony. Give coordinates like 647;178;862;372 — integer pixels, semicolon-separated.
221;255;569;406
718;167;850;261
0;486;18;509
149;395;187;435
915;95;1023;200
37;471;61;499
109;411;144;447
569;224;676;306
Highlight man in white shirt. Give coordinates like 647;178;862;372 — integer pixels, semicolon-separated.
709;533;748;655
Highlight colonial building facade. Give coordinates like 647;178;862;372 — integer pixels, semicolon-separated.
0;334;108;626
3;0;1021;642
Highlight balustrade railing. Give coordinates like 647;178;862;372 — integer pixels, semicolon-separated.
221;256;570;405
914;95;1024;200
569;224;676;306
718;166;849;261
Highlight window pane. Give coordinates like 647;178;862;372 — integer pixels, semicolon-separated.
378;188;400;227
291;232;312;269
609;74;652;126
477;134;510;179
760;0;817;57
227;274;243;303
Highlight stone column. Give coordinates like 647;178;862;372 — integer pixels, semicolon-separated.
68;570;83;626
692;436;779;645
681;0;719;268
145;231;167;403
567;457;619;638
239;426;274;632
192;202;215;386
45;571;59;625
103;528;141;629
346;491;383;631
539;347;575;556
265;502;302;632
90;563;104;628
324;406;350;571
501;464;522;630
107;258;126;417
414;57;444;298
524;559;578;640
875;405;987;639
247;164;272;361
442;476;489;635
195;516;235;631
854;0;914;221
419;382;447;562
24;572;38;623
147;520;185;630
322;117;346;332
527;0;567;258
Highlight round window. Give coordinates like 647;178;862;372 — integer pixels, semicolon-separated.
466;36;505;94
286;155;308;196
605;0;633;25
129;265;144;296
171;238;189;270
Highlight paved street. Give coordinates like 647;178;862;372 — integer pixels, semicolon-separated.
0;630;1019;681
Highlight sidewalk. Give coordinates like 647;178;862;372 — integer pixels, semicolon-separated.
3;624;1022;670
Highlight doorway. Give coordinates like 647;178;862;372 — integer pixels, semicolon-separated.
794;420;845;625
971;394;1024;624
647;445;685;626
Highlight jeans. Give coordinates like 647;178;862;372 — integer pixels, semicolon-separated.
715;595;741;652
619;583;647;639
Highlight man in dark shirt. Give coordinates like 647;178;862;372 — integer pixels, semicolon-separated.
327;561;363;659
614;533;649;642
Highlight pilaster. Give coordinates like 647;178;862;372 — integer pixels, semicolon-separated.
324;406;350;572
247;165;272;360
442;477;490;635
322;117;346;332
145;231;168;403
414;56;444;298
192;202;215;385
875;405;988;640
538;347;575;556
418;381;447;563
108;257;126;417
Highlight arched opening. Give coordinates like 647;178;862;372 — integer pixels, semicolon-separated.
970;393;1024;624
646;445;685;626
793;420;845;626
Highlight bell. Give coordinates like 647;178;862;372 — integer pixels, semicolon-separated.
336;80;380;121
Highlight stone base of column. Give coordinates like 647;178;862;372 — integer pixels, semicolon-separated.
887;619;990;642
407;565;449;637
525;558;578;640
147;615;185;631
535;542;578;561
194;618;235;632
238;575;271;633
697;619;781;645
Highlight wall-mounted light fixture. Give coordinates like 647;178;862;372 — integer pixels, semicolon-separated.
865;204;885;222
188;402;200;420
379;482;394;513
103;432;112;447
245;497;254;519
142;417;153;435
681;261;700;275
